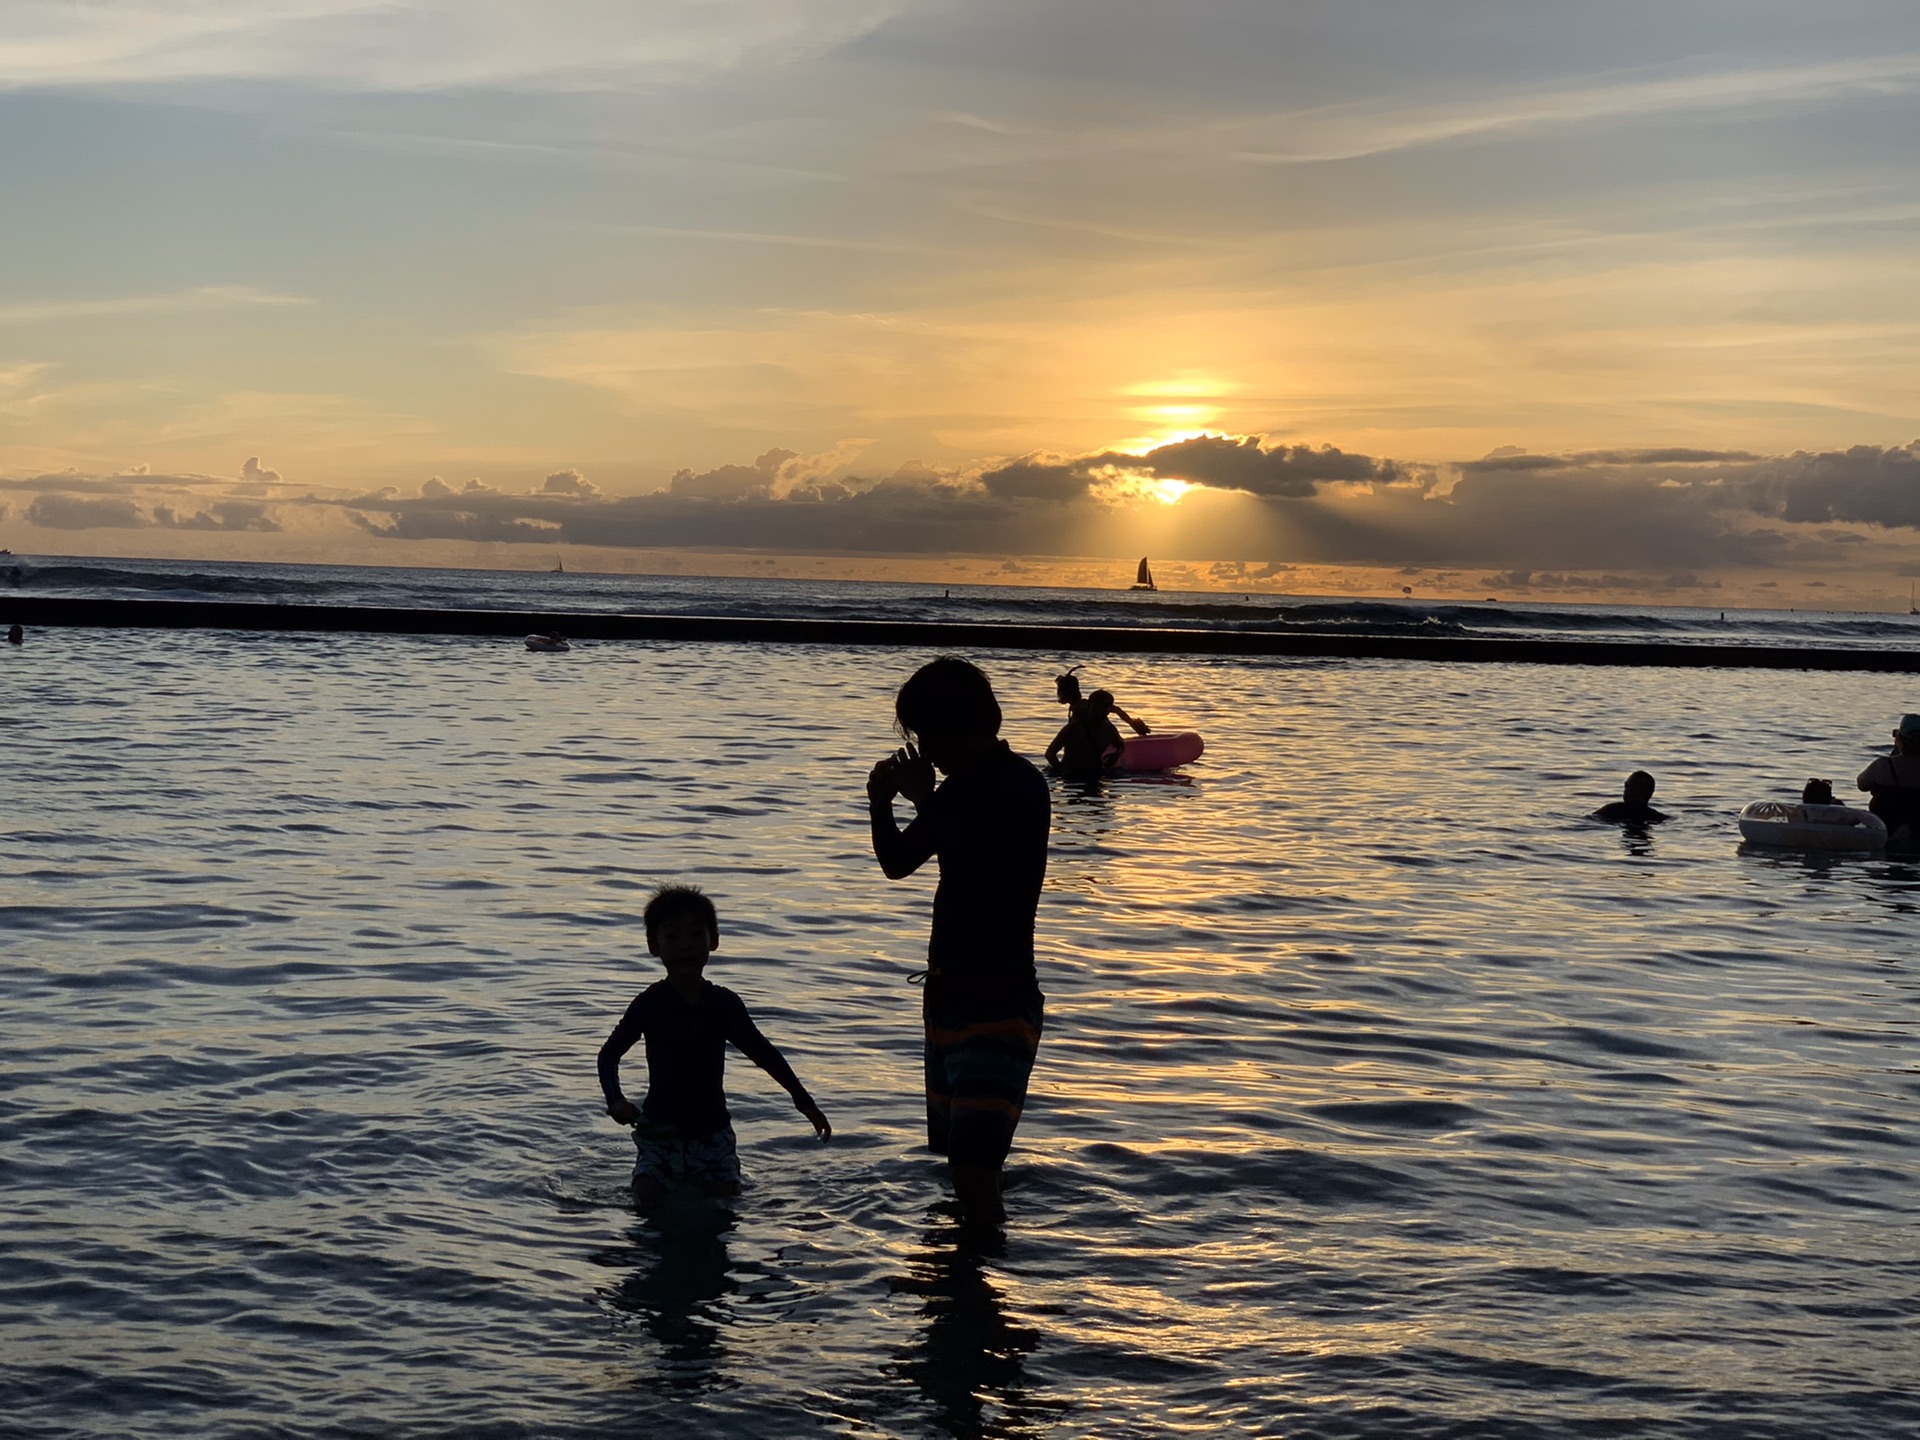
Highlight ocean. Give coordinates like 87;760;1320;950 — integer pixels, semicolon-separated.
2;558;1915;1438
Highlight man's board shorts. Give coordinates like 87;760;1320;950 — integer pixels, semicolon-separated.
923;978;1043;1167
631;1118;741;1191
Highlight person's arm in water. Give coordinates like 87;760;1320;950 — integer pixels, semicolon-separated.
721;994;831;1140
597;996;648;1125
1110;703;1151;736
1045;722;1073;767
868;745;937;879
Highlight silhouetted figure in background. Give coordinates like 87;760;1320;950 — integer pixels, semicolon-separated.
1592;770;1668;824
1802;778;1836;806
598;885;830;1207
1858;713;1920;840
1045;669;1149;776
868;657;1049;1228
6;624;20;645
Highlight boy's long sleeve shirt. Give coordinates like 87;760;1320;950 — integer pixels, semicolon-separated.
598;979;813;1137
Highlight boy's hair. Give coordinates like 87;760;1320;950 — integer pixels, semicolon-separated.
1624;770;1656;800
1802;777;1835;805
895;656;1001;741
644;884;719;947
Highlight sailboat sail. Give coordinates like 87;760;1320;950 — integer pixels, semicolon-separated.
1130;557;1156;591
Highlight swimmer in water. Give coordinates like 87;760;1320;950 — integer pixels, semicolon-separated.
1591;770;1669;824
6;624;20;645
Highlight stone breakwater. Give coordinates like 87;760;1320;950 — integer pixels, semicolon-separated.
9;593;1920;672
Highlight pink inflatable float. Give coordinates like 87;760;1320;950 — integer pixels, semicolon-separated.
1117;730;1205;771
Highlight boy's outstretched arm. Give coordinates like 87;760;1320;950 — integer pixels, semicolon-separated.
725;999;831;1141
597;1003;646;1125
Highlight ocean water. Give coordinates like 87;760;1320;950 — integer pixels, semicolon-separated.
12;552;1920;650
2;568;1917;1438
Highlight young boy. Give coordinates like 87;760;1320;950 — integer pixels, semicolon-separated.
598;885;829;1204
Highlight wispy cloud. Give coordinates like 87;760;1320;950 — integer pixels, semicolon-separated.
0;1;906;92
1234;54;1920;165
0;285;311;326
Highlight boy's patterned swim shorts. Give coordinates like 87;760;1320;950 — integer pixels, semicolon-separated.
631;1119;741;1191
923;979;1044;1168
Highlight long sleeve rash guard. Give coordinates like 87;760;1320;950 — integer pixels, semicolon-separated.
869;741;1049;988
598;979;814;1137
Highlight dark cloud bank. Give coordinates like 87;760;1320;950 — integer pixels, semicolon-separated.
11;437;1920;578
335;435;1920;575
21;492;280;533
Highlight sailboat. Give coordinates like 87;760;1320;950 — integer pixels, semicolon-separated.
1129;557;1157;592
552;555;565;574
1911;581;1917;616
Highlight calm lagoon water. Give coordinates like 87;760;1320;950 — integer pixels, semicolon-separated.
2;617;1916;1437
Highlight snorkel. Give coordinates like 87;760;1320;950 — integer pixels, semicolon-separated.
1055;665;1084;706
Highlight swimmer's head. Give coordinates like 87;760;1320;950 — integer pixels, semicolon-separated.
1895;714;1920;750
1624;770;1656;803
1055;667;1083;705
1802;778;1835;805
1086;689;1116;716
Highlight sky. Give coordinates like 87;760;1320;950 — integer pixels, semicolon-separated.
3;0;1919;604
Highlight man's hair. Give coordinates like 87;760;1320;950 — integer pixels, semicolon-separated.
644;884;719;947
1625;770;1656;798
895;656;1001;741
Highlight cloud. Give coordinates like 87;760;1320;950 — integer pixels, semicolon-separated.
542;468;600;496
667;443;870;501
1132;434;1403;496
24;494;145;529
980;432;1404;501
17;433;1920;588
0;1;906;92
23;489;280;531
1744;442;1920;530
241;456;282;484
151;501;282;532
0;285;310;326
1233;54;1920;166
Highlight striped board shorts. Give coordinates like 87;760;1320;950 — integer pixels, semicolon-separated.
923;977;1044;1168
631;1119;741;1192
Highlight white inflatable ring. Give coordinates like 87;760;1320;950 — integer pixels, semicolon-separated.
1738;800;1886;852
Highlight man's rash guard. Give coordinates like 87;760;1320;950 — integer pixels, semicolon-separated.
871;741;1050;988
598;979;813;1137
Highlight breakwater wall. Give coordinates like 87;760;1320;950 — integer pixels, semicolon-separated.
9;595;1920;673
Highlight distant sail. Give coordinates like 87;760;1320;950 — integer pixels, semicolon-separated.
553;555;565;573
1130;557;1156;591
